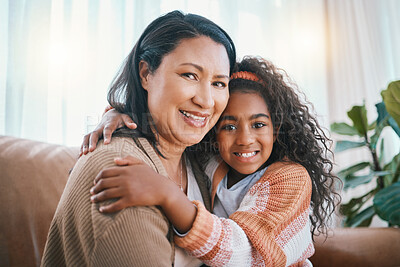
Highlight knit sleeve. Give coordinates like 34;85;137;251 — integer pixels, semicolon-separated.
174;162;314;267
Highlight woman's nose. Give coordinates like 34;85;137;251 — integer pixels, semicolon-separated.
193;83;214;109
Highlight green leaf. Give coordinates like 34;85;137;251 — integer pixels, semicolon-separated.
337;162;370;179
382;80;400;137
388;117;400;137
383;154;400;186
370;116;389;150
375;101;400;137
344;171;392;189
376;102;388;124
379;137;385;166
330;122;359;136
368;121;377;131
347;105;369;136
341;190;375;217
345;206;375;227
334;140;366;153
373;181;400;226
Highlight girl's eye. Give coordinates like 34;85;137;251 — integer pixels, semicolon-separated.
253;122;266;129
182;73;197;80
221;124;236;131
212;81;227;89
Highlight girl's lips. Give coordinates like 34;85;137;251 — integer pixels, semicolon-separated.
180;110;209;128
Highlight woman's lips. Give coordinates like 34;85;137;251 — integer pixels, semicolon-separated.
180;110;209;128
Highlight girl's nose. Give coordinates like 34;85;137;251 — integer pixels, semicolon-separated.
235;126;255;146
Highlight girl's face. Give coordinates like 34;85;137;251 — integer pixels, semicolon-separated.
216;91;275;176
141;36;230;149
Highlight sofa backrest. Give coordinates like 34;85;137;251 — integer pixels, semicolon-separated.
0;136;79;267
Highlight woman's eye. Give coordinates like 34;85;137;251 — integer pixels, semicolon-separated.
213;81;227;89
221;124;236;131
253;122;266;129
182;73;197;80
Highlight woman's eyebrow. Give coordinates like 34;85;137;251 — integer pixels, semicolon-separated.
215;74;230;80
250;113;270;120
180;63;203;71
179;63;229;80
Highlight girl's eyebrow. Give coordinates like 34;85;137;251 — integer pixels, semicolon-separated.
219;115;236;121
220;113;269;122
251;113;270;120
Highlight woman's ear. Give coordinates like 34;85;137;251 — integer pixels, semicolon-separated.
139;60;150;91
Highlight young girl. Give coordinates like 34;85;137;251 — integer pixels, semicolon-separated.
89;56;340;266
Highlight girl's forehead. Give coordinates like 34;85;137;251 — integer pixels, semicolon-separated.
219;91;271;122
226;91;269;111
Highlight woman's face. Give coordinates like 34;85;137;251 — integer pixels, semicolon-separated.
216;91;275;176
141;36;230;148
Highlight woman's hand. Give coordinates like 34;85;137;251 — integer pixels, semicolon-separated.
80;109;137;156
90;156;172;213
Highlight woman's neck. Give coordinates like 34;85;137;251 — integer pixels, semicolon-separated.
157;135;188;192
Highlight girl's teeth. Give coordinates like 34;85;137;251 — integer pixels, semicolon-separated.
181;111;206;121
236;152;256;158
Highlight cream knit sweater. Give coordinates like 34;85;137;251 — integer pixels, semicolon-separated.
175;161;315;267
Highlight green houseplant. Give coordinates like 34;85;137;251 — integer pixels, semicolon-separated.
331;80;400;227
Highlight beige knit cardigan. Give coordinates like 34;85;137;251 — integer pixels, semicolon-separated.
41;137;209;267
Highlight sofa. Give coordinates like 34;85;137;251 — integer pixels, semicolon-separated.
1;135;399;267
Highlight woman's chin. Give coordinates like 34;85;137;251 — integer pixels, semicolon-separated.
176;133;207;147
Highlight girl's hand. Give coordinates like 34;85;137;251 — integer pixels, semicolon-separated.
90;156;172;213
91;156;197;233
80;108;137;156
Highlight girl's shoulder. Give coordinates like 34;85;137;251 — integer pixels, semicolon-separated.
263;161;310;183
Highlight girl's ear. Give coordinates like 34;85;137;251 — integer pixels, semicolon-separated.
213;141;220;151
273;127;279;143
139;60;150;91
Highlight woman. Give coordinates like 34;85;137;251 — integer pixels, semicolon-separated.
41;10;236;267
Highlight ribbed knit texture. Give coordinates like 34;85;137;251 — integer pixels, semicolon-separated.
41;137;174;267
175;161;314;267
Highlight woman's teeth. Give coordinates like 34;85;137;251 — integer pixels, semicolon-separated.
234;152;257;158
181;111;206;121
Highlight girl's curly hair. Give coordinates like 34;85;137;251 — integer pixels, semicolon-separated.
190;56;341;238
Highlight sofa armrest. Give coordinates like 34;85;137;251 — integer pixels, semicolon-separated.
310;227;400;267
0;136;79;267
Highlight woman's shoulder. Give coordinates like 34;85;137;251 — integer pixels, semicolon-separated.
76;136;158;172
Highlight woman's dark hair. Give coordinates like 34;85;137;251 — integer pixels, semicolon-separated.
198;56;341;238
107;10;236;146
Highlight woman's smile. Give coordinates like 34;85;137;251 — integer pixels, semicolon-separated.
179;110;209;128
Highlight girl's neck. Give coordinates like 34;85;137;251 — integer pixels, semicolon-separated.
227;163;269;189
227;168;247;189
